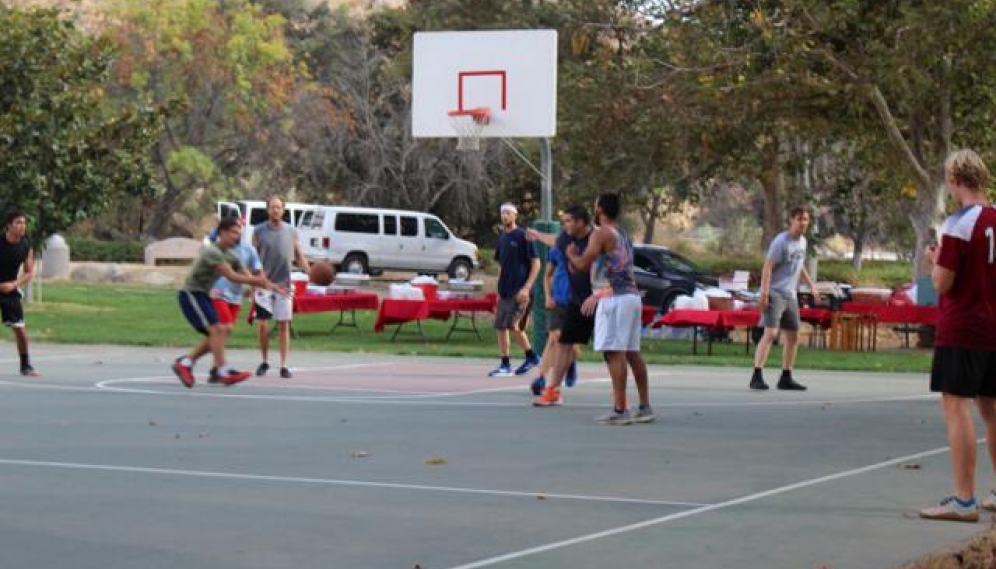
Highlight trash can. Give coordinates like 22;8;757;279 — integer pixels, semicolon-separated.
42;234;70;279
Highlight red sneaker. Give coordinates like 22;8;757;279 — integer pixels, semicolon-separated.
222;370;251;386
171;358;195;388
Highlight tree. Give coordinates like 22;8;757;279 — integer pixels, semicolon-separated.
717;0;996;276
101;0;305;237
0;7;163;246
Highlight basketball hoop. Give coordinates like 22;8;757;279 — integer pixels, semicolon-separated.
448;107;491;151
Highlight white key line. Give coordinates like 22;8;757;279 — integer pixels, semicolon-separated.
0;458;710;508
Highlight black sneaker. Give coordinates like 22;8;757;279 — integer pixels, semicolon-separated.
280;367;293;379
777;373;807;391
749;370;769;390
20;365;40;377
256;362;270;377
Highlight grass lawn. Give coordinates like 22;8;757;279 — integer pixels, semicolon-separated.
22;282;933;373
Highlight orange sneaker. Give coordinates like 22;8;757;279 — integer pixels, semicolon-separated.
532;386;562;407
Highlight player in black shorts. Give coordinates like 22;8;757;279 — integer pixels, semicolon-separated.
527;205;594;406
0;211;40;376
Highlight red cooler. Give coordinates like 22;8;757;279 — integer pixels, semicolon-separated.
293;280;308;297
415;283;438;300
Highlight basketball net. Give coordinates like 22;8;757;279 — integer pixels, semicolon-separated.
447;108;491;151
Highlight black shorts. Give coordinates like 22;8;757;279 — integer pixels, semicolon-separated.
0;293;24;327
547;306;565;332
559;303;594;345
930;346;996;398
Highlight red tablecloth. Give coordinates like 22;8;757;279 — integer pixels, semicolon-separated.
799;307;833;328
293;292;379;314
649;309;759;355
641;305;657;327
841;302;939;325
427;293;498;320
656;308;832;330
653;309;721;328
374;299;431;333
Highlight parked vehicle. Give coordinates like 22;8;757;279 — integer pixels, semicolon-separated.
216;200;320;245
296;206;480;279
632;244;718;313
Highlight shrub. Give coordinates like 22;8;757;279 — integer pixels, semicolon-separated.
66;237;145;263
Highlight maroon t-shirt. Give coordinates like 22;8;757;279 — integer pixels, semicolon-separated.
935;204;996;350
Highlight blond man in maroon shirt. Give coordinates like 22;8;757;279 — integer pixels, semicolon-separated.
920;149;996;522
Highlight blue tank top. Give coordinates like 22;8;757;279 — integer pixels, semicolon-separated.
604;226;638;295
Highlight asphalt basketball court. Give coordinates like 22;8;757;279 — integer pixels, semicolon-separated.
0;342;988;569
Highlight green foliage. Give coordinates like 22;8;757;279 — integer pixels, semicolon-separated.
0;7;164;245
816;259;913;288
101;0;305;236
65;237;146;263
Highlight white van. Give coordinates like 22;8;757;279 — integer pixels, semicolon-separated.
296;206;480;279
216;200;320;245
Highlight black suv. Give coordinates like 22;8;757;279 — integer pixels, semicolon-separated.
633;245;718;313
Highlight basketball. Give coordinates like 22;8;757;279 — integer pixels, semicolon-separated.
309;260;336;286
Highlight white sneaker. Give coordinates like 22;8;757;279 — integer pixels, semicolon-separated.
596;408;632;426
632;405;657;424
981;489;996;512
919;496;979;522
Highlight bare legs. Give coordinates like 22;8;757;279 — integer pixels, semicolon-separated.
257;319;290;368
604;351;649;410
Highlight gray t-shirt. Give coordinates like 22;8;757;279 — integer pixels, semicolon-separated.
766;231;807;294
254;221;297;286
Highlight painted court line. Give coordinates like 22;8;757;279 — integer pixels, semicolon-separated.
441;443;967;569
0;375;937;409
0;353;90;364
93;378;936;408
0;458;709;508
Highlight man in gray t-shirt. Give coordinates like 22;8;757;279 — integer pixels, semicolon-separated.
252;195;310;379
750;207;820;391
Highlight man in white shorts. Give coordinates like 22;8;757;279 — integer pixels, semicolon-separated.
567;193;653;425
253;195;309;379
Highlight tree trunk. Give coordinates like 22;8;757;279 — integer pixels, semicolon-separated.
643;189;662;245
145;143;187;238
850;236;864;272
909;177;946;279
757;163;784;247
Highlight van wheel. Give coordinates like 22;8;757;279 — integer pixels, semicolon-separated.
448;258;473;280
341;253;369;275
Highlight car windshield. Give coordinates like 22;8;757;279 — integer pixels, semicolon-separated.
653;249;699;274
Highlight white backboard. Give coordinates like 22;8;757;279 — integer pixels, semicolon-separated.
412;29;558;138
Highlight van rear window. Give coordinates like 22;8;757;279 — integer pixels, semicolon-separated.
336;213;379;234
400;216;418;237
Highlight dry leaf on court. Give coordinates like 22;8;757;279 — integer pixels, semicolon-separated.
148;419;157;426
349;451;370;458
424;457;448;465
900;462;921;470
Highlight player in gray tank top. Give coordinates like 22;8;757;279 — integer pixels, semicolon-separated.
253;222;296;287
252;196;310;379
